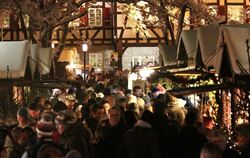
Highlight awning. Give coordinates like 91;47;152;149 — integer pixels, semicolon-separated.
0;40;30;79
38;48;53;75
177;30;198;67
217;24;250;75
197;25;221;73
158;44;177;66
30;44;39;79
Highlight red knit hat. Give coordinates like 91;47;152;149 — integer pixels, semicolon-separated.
36;113;55;137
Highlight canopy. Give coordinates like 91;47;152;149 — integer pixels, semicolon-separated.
0;40;30;79
38;48;53;75
197;25;220;71
217;24;250;75
29;44;39;79
158;44;177;66
177;30;198;67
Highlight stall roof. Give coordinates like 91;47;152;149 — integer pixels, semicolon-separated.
0;40;30;79
158;44;178;66
29;44;39;79
217;24;250;75
177;30;198;67
197;25;220;71
38;48;53;75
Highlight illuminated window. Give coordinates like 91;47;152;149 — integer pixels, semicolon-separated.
89;53;103;72
88;8;103;27
227;5;244;23
132;56;155;67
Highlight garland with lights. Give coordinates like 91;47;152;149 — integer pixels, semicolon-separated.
147;70;218;87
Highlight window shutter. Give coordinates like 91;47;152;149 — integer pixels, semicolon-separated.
80;7;88;27
103;8;111;27
217;6;226;22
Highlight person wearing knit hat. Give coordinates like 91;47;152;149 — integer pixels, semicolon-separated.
97;92;104;98
55;110;91;158
36;113;55;138
17;107;31;128
55;110;76;135
22;113;65;158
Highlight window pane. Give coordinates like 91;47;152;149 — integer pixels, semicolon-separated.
227;5;244;23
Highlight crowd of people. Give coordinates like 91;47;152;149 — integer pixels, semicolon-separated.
0;70;250;158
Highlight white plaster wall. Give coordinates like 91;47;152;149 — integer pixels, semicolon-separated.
122;47;159;70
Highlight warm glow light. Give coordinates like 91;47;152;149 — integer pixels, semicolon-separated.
51;43;55;49
82;43;88;52
139;68;154;78
66;63;76;69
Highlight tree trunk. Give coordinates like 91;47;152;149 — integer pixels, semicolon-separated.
41;22;53;48
176;5;187;44
19;12;28;39
165;16;175;45
28;18;38;44
53;23;69;62
159;0;175;45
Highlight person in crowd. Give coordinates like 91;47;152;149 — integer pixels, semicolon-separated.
101;100;110;120
235;123;250;158
202;117;214;138
17;107;32;129
209;128;240;158
53;101;68;113
83;104;105;143
65;95;77;111
50;89;62;106
42;101;57;120
200;143;223;158
88;68;96;81
22;113;65;158
55;110;94;158
152;100;180;158
151;87;160;99
174;108;207;158
103;88;115;107
34;96;46;112
28;103;41;122
3;127;28;158
119;110;161;158
43;101;53;112
116;97;127;112
142;95;152;111
133;86;143;98
96;106;127;158
74;104;84;122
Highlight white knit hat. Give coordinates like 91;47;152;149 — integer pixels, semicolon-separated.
36;113;54;137
97;92;104;98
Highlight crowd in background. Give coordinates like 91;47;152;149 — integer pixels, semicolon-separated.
0;69;249;158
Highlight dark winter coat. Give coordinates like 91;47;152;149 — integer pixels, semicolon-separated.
3;135;24;158
119;120;162;158
174;125;207;158
97;119;127;158
59;122;97;158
